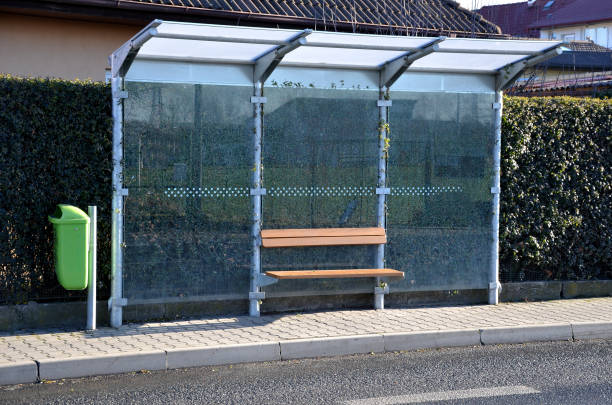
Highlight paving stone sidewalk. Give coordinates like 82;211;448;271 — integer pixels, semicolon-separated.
1;298;611;385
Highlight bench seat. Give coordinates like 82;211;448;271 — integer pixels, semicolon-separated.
266;269;404;279
261;227;386;248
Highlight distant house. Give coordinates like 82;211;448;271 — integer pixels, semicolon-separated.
479;0;612;46
478;0;612;96
0;0;502;82
508;40;612;97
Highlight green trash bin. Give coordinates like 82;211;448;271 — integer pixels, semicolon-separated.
48;204;90;290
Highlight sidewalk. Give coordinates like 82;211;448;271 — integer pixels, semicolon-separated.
1;297;611;385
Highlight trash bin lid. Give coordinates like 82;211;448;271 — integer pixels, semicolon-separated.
48;204;90;224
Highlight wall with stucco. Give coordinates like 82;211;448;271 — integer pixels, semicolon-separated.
0;13;141;81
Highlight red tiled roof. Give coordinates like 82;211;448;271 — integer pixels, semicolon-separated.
478;0;611;37
112;0;503;37
529;0;612;29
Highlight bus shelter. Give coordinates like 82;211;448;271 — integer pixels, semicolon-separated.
109;20;561;327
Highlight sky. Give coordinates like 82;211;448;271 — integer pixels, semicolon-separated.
455;0;525;10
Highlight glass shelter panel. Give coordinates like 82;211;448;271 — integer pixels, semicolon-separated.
386;91;496;291
262;87;379;295
122;82;252;301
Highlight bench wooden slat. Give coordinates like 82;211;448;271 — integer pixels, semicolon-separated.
266;269;404;279
262;235;386;248
261;227;385;239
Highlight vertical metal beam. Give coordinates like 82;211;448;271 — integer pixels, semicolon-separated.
249;82;264;317
374;89;391;310
87;206;97;331
110;77;125;327
489;92;503;305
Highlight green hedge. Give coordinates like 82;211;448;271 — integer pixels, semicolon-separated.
0;76;610;304
501;96;611;281
0;76;112;304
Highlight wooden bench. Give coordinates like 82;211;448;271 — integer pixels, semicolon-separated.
260;227;404;281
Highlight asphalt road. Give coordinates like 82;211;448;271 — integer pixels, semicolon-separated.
1;339;610;404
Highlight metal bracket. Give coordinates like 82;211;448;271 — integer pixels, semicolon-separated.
488;281;502;291
120;188;129;196
374;285;389;295
380;37;445;89
377;100;392;107
492;102;501;110
107;297;128;311
115;91;128;99
255;273;278;287
250;188;267;196
249;292;266;300
491;186;500;194
254;29;312;83
496;45;563;91
376;187;390;195
250;96;267;104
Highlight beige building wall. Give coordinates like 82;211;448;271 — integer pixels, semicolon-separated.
540;21;612;48
0;13;141;81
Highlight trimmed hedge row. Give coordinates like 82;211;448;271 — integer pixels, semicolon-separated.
0;76;112;304
501;97;611;282
0;76;610;304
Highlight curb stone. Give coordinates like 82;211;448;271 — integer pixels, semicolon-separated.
280;335;384;360
572;322;612;340
0;361;38;385
480;324;572;345
166;342;280;369
37;350;166;380
2;322;611;385
384;329;481;351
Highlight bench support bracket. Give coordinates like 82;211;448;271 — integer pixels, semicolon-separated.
255;273;278;287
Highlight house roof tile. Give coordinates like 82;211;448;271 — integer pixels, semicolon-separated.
115;0;502;36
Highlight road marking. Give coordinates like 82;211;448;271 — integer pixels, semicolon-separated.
342;385;540;404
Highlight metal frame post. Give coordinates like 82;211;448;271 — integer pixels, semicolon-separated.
110;77;126;327
489;92;503;304
249;82;264;317
374;93;391;310
87;206;97;330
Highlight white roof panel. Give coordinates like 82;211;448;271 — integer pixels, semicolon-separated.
303;31;434;50
439;38;560;54
155;21;301;44
139;38;276;63
282;47;407;69
409;52;530;73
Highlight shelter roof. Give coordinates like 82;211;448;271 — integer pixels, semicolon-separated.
111;20;562;91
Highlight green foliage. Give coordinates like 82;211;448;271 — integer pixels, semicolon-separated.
0;75;112;304
500;96;611;281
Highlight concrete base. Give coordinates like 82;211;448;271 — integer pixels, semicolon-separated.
2;281;611;330
500;281;563;302
563;280;612;299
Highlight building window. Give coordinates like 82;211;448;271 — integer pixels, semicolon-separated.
596;27;608;47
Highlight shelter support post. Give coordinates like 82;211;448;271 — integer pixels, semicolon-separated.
375;96;391;310
110;77;128;327
489;92;503;304
249;82;265;317
87;206;97;330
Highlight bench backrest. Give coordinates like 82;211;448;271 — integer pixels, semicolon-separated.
260;227;386;248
